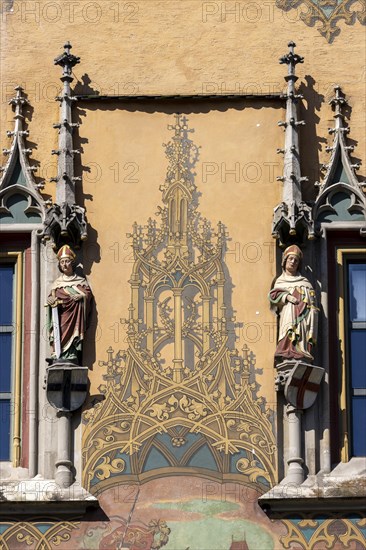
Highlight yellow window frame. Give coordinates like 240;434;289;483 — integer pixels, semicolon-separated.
336;247;366;462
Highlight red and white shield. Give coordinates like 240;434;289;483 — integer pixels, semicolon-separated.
284;362;324;409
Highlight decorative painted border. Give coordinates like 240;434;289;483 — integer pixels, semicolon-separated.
0;520;80;550
275;0;366;43
280;514;366;549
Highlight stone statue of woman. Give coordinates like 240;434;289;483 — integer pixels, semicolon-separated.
269;245;318;363
47;245;92;364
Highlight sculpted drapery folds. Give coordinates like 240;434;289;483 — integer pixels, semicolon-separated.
269;245;318;363
47;245;92;364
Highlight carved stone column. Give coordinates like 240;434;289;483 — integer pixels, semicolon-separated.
284;404;304;485
55;412;73;487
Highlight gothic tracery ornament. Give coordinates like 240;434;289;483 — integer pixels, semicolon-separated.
82;115;276;491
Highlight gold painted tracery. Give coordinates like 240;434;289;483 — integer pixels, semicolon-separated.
82;115;276;491
280;516;366;549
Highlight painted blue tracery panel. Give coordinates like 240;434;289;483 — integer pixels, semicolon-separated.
144;446;171;471
187;444;218;471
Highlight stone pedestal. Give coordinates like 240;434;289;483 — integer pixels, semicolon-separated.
45;362;88;488
276;360;324;486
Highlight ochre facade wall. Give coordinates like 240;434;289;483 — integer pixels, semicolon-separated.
1;0;365;192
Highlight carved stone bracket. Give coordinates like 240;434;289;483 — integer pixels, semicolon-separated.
41;202;87;249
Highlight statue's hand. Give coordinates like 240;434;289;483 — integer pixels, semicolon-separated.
287;295;299;305
47;296;57;307
72;294;83;302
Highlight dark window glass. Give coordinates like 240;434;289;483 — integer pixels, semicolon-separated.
349;263;366;322
0;333;12;393
0;400;11;461
0;263;15;461
350;330;366;388
0;264;14;325
352;398;366;456
348;262;366;457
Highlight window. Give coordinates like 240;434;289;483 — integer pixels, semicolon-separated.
346;261;366;456
329;242;366;463
0;253;23;465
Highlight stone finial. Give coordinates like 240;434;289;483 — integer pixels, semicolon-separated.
272;42;314;246
279;41;304;82
42;43;87;248
0;87;45;218
313;86;366;236
54;41;80;81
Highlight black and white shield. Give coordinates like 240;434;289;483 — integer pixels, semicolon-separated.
46;365;88;411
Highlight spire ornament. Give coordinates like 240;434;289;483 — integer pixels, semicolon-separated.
272;42;314;247
42;42;87;249
313;86;366;235
0;86;45;224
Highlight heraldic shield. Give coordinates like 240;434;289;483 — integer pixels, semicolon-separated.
284;362;325;410
46;364;88;412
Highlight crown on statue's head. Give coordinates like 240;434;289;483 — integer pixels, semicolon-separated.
283;244;303;260
282;244;303;269
57;244;76;261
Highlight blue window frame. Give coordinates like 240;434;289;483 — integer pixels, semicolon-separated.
347;262;366;456
0;262;15;461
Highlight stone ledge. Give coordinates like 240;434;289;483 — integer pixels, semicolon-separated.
259;495;366;514
259;458;366;514
0;475;98;516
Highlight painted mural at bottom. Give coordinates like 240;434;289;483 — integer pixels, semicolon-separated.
88;477;279;550
1;477;366;549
